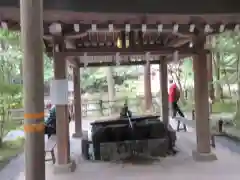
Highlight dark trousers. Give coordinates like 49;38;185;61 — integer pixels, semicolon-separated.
45;125;56;138
171;101;187;132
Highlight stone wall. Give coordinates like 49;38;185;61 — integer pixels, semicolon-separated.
99;138;168;161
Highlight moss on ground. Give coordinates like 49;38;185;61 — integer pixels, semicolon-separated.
211;101;236;113
3;120;22;135
181;101;236;113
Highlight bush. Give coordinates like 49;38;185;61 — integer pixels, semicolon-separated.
0;138;25;169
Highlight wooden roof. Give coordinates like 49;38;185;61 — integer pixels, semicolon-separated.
1;0;240;15
0;0;240;67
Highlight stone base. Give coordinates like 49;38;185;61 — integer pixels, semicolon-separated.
99;138;168;161
72;132;82;138
192;150;217;162
53;160;76;174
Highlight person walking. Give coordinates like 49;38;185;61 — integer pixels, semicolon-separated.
168;80;187;132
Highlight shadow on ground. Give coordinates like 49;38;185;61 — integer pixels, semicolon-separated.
109;155;162;165
215;136;240;155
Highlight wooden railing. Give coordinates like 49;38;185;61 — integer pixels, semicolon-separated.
7;96;161;121
8;108;49;122
81;96;161;117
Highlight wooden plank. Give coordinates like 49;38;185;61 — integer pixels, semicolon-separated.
0;0;239;14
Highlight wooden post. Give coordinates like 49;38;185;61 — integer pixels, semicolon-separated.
52;42;76;173
192;33;217;161
159;58;169;125
144;61;152;111
72;66;82;138
20;0;45;180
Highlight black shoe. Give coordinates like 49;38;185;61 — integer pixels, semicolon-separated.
171;149;177;155
167;149;178;156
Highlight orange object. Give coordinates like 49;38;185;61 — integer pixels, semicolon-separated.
24;123;45;133
24;112;45;119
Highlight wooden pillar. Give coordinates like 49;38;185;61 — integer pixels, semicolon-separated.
52;47;76;173
72;66;82;138
20;0;45;180
159;58;169;125
192;34;217;161
144;61;152;111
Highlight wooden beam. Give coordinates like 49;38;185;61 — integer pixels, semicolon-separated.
74;57;80;67
78;54;188;67
42;23;238;37
1;19;239;36
65;40;80;67
42;24;197;36
68;58;78;67
78;59;162;67
1;0;240;15
51;45;210;57
168;37;192;47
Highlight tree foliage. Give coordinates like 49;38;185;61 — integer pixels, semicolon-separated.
2;28;240;125
81;66;141;93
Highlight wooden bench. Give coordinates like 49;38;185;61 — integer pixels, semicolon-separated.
45;135;56;164
175;117;216;148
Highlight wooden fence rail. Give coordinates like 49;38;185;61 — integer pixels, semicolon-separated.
8;108;49;122
7;96;161;121
81;96;161;117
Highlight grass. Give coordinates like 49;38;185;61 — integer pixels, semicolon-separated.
2;119;22;136
181;100;240;130
211;101;236;113
0;138;25;170
181;101;236;113
0;118;24;170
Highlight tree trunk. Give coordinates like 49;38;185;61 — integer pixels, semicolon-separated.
214;52;223;100
235;54;240;126
144;62;152;111
207;53;215;101
169;66;185;103
175;66;185;103
106;66;115;114
0;40;6;82
20;60;23;80
222;67;232;98
0;117;3;147
0;138;2;147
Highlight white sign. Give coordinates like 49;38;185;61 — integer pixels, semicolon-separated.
50;79;68;105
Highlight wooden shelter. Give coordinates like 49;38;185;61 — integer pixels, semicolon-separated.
0;0;240;179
